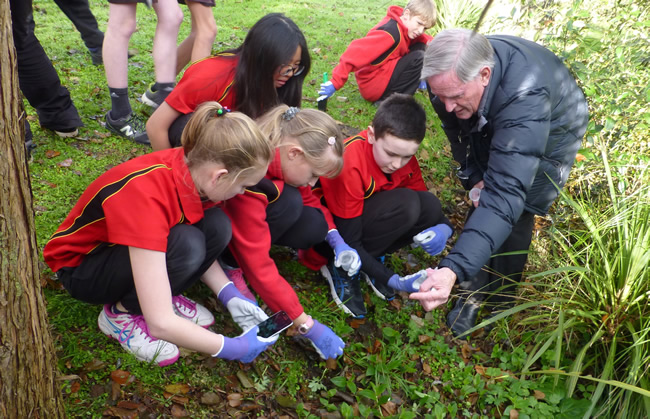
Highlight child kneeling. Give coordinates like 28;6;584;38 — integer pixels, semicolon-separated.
305;93;453;318
44;103;277;366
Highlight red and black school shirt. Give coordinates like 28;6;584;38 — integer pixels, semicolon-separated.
43;148;205;273
319;129;427;220
330;6;432;102
165;53;239;115
222;149;337;320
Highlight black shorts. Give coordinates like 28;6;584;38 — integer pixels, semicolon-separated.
178;0;215;6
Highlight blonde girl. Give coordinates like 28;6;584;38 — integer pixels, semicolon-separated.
44;102;277;366
221;105;358;360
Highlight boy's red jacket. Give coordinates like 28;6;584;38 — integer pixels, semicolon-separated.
222;149;336;320
330;6;432;102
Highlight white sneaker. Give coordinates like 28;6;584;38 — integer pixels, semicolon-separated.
97;305;179;366
172;295;214;328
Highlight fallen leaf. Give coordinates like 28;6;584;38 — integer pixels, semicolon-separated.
200;391;220;405
575;153;586;162
381;400;397;416
418;335;431;344
325;358;338;370
349;318;365;329
389;298;402;310
410;315;425;328
163;393;189;405
45;150;61;158
111;381;121;401
227;393;242;407
533;390;546;400
368;339;382;354
165;383;190;395
475;365;487;377
422;361;432;375
461;343;472;362
70;381;81;393
111;370;131;385
236;370;254;389
102;406;137;419
509;408;519;418
117;401;142;410
57;158;73;167
276;394;297;408
171;403;188;417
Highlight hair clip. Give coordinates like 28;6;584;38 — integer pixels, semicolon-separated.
216;107;231;117
327;136;336;146
282;107;300;121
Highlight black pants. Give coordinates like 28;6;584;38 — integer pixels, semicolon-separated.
222;185;329;267
378;44;426;102
316;188;450;283
58;208;231;314
53;0;104;50
11;0;83;132
459;209;536;308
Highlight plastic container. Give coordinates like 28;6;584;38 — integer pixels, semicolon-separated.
469;187;481;203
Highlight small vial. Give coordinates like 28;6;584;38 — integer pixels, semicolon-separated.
469;187;481;203
413;230;436;247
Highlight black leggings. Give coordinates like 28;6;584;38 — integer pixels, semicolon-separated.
221;185;329;267
378;43;426;102
58;208;231;314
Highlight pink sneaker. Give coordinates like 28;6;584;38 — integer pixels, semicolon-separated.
172;295;214;328
224;268;256;301
97;305;179;366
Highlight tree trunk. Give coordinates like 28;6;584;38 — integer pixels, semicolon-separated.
0;1;66;417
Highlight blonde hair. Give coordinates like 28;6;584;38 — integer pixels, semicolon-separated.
405;0;437;28
256;105;344;178
181;102;273;183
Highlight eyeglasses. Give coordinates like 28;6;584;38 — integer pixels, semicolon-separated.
278;64;305;77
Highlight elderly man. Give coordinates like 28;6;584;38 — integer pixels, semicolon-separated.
411;29;588;337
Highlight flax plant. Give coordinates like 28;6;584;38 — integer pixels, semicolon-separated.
520;147;650;418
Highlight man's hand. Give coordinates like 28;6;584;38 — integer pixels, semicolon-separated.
409;267;456;311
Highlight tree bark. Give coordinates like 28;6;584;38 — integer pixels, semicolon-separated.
0;1;66;417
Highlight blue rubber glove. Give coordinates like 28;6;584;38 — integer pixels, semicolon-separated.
326;230;361;276
303;320;345;359
317;81;336;101
388;270;428;292
418;80;427;90
218;282;268;332
414;224;453;256
214;326;276;363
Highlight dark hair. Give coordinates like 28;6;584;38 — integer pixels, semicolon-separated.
231;13;311;119
372;93;427;143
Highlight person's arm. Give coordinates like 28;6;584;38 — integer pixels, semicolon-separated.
438;89;552;284
147;102;182;151
129;247;227;354
330;30;402;90
130;247;274;362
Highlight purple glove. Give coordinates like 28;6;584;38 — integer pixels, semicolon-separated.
388;270;427;292
214;326;276;363
303;320;345;359
414;224;453;256
218;282;268;332
326;230;361;275
318;81;336;101
418;80;427;90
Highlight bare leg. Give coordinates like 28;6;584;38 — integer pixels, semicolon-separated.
152;0;183;83
176;1;217;75
103;3;137;88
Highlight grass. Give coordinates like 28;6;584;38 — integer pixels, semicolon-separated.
25;0;650;417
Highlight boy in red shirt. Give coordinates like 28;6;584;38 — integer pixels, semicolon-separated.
311;94;453;318
317;0;436;105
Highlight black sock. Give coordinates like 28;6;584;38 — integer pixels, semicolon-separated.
108;87;131;120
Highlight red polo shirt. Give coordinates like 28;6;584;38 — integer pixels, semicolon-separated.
44;148;205;272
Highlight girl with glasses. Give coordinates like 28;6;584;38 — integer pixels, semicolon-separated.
147;13;311;151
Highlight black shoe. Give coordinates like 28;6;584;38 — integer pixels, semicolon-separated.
446;295;482;338
361;271;396;301
361;255;395;301
105;112;149;145
321;261;366;318
141;84;173;109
